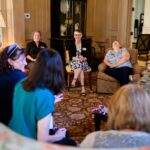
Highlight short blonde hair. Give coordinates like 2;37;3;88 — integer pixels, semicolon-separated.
107;84;150;132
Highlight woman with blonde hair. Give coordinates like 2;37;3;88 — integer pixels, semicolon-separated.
80;84;150;148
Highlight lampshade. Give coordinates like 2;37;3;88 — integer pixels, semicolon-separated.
0;12;6;27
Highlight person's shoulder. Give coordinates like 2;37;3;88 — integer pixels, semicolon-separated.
34;88;54;108
68;41;75;48
27;41;34;45
120;47;128;52
14;78;26;91
83;130;108;140
105;130;150;139
13;70;27;79
35;88;54;98
84;130;132;138
27;41;35;47
39;41;47;47
40;41;46;44
80;130;116;148
105;49;112;55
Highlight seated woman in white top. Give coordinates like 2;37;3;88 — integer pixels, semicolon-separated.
80;84;150;148
104;40;132;85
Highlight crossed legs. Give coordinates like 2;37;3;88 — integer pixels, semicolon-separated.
71;68;81;86
71;68;86;94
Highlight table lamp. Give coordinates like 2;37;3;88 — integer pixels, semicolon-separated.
0;12;6;47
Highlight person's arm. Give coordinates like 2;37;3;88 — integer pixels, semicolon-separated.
81;43;88;61
26;55;36;62
114;50;130;67
80;51;87;61
39;41;47;48
36;90;66;143
103;57;114;68
37;113;66;142
26;42;36;62
54;93;63;103
72;56;80;61
68;43;78;61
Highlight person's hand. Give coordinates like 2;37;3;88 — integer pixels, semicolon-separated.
83;57;87;61
26;55;36;62
54;93;63;103
32;58;36;62
109;63;117;68
79;56;84;61
54;128;66;141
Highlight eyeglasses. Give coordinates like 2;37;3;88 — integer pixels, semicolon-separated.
74;34;81;36
7;43;21;57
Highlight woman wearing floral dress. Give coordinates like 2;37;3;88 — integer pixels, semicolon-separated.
69;30;90;95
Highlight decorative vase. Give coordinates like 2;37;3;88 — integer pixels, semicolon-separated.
60;24;67;36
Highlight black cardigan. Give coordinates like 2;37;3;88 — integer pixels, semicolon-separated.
68;40;89;62
26;41;47;59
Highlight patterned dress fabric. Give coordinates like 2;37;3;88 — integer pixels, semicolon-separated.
69;49;90;71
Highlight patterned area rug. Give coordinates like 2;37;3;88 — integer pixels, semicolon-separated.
54;72;111;144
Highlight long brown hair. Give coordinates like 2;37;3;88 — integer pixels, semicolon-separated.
22;48;65;95
107;84;150;132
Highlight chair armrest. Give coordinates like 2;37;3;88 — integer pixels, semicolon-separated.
98;63;107;72
65;50;69;65
132;63;142;74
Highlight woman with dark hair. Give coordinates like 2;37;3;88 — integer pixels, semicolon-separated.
69;29;90;95
0;43;27;125
9;48;76;145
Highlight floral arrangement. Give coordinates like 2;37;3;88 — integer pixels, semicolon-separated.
91;104;108;115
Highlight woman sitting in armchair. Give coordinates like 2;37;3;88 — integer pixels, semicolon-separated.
104;40;132;86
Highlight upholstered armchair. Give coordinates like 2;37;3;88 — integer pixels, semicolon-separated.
97;48;141;93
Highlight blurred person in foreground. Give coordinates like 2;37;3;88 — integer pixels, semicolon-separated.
0;43;27;125
80;84;150;148
9;48;76;146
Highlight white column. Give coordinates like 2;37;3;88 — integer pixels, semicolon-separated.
143;0;150;34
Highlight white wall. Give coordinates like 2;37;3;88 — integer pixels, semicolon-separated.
143;0;150;34
135;0;145;20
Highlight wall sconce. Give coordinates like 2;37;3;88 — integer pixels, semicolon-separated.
0;12;6;47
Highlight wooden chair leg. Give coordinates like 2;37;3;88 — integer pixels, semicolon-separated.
67;73;71;91
89;72;92;90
